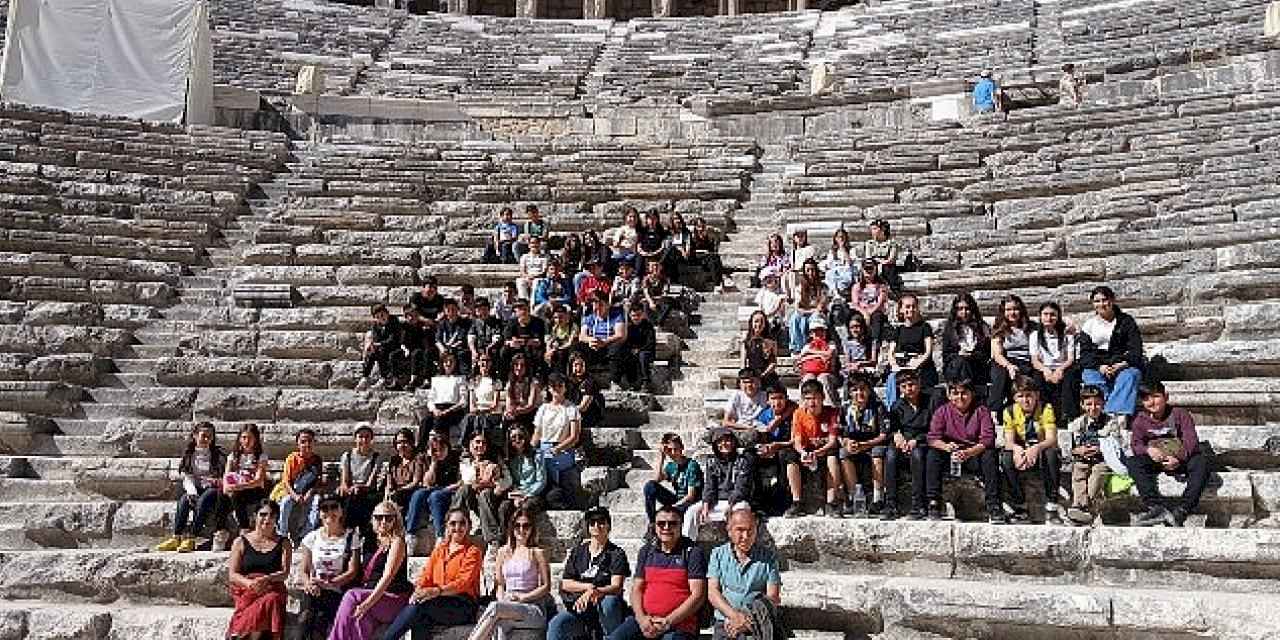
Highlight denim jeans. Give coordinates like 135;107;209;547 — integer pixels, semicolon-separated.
641;481;700;539
173;487;222;536
548;595;628;640
279;493;319;541
1081;367;1141;416
538;444;577;488
405;486;455;537
608;616;696;640
787;310;812;353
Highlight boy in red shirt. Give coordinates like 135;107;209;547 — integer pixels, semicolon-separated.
788;379;841;518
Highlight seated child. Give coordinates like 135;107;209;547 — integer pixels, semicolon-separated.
925;379;1003;523
787;380;841;518
837;376;890;517
999;375;1062;524
1127;381;1209;528
797;317;841;406
1065;385;1111;525
883;370;934;521
722;367;768;444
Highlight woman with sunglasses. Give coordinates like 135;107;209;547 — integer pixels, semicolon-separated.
468;507;555;640
383;508;483;639
548;506;631;640
298;498;360;640
226;499;292;640
328;501;412;640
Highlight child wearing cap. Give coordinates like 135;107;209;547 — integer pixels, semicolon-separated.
797;316;841;407
699;428;756;525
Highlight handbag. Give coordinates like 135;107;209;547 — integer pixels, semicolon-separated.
291;466;319;494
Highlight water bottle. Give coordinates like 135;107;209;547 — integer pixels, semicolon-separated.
852;485;867;516
950;455;963;478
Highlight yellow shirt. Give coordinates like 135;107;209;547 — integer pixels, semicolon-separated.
1002;403;1056;448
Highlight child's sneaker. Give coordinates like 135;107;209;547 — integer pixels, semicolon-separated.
1066;507;1093;525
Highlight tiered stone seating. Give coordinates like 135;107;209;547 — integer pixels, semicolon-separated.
585;12;820;103
208;0;402;95
0;0;7;54
1037;0;1276;72
360;15;611;99
809;0;1035;92
0;103;288;448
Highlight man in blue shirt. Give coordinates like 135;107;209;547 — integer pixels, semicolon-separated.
578;290;628;390
973;69;1000;114
707;509;782;640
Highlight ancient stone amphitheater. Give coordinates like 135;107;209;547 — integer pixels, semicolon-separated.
2;0;1280;637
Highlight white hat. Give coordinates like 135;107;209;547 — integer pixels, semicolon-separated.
809;316;828;332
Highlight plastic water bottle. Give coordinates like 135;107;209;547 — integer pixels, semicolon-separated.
852;485;866;516
950;455;963;478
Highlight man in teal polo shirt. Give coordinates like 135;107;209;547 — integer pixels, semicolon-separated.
707;509;782;640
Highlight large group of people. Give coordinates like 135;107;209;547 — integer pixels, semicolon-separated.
150;207;1217;640
218;494;784;640
730;224;1206;527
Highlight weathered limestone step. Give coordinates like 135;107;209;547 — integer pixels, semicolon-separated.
0;601;229;640
779;571;1280;638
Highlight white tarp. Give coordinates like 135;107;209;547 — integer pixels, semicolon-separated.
0;0;213;123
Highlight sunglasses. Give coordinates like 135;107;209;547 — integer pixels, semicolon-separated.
372;514;396;522
256;512;274;519
654;520;680;529
513;522;533;531
588;519;610;527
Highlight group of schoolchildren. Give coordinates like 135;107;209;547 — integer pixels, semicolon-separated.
359;207;723;397
713;224;1211;529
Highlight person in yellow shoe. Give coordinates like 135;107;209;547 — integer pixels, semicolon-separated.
157;422;228;552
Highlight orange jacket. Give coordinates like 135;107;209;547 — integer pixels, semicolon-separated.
416;540;482;600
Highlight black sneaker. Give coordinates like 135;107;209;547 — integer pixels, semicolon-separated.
907;508;927;521
1165;506;1188;527
988;509;1007;525
823;502;843;518
783;504;804;519
869;500;884;516
1134;505;1170;527
880;504;901;521
927;505;944;521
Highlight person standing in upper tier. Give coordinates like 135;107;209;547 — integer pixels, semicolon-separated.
973;69;1001;113
1059;63;1084;108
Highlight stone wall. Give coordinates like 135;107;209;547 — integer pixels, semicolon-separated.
472;0;517;16
545;0;585;18
738;0;788;14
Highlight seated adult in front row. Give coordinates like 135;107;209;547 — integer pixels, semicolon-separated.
548;507;632;640
1127;381;1209;528
925;379;1004;523
609;505;708;640
1078;286;1144;426
707;509;784;640
383;508;483;639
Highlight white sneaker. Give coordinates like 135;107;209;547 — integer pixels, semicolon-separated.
355;377;371;391
404;534;417;555
370;377;386;390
